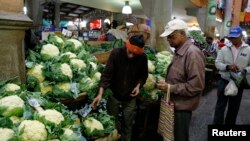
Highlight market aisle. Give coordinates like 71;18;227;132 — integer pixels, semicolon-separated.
189;88;250;141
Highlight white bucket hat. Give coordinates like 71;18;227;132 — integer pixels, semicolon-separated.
160;19;188;37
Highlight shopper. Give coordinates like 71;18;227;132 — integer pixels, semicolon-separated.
203;36;218;58
106;20;128;41
156;19;205;141
213;25;250;125
91;34;148;141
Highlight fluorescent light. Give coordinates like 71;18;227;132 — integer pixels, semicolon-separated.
23;7;27;15
122;1;132;14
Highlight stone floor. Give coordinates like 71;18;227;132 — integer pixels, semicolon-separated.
189;88;250;141
132;88;250;141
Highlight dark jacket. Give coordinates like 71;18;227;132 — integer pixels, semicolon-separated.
99;47;148;101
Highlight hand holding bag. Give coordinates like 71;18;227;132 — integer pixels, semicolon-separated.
157;84;174;141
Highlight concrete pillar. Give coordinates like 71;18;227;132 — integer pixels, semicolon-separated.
232;0;242;26
26;0;44;28
140;0;172;51
0;0;32;82
55;0;61;27
204;0;217;37
222;0;233;37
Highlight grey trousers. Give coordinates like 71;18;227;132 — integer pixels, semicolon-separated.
107;95;137;141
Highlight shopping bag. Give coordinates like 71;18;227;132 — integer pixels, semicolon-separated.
157;84;174;141
224;79;238;96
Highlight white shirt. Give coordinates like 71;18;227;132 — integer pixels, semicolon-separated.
107;29;128;41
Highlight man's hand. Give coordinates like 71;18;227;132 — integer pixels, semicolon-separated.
131;84;140;97
91;95;102;109
227;64;239;72
156;80;168;93
91;87;104;109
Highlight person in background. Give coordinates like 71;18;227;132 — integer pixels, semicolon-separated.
106;20;128;42
203;36;218;58
216;38;226;53
127;24;151;46
91;34;148;141
213;25;250;125
156;19;205;141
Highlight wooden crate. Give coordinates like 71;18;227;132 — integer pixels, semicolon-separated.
94;50;112;64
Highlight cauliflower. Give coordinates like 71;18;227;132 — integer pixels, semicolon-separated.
89;62;97;70
41;44;60;60
39;83;52;95
48;34;64;49
53;82;72;98
67;39;82;49
48;63;73;82
27;64;45;82
83;117;104;133
60;128;80;141
10;116;23;124
149;89;161;100
61;52;77;59
4;83;20;92
148;60;155;73
92;72;101;81
38;109;64;125
18;120;47;141
0;95;24;117
56;82;71;92
61;63;73;79
70;59;87;70
53;35;64;45
0;128;14;141
144;74;156;90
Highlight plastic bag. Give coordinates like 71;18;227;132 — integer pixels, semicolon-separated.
224;79;238;96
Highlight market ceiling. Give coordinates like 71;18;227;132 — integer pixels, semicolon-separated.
51;0;199;25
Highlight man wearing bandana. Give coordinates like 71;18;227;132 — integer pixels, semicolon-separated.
92;34;148;141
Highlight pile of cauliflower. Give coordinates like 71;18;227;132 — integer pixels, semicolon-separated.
141;50;173;101
25;34;101;99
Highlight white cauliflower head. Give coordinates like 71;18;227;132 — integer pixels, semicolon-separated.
63;128;74;136
0;128;14;141
38;109;64;125
67;39;82;49
27;64;45;82
41;44;60;58
144;74;156;90
39;83;52;95
83;117;104;132
89;62;97;70
61;52;77;59
60;63;73;79
10;116;23;124
0;95;24;117
92;72;101;81
4;83;21;92
148;60;155;73
56;82;71;92
70;59;86;70
18;120;47;141
55;36;64;44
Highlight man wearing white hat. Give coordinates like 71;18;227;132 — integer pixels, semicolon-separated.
156;19;205;141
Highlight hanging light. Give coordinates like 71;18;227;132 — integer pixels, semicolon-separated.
122;1;132;14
